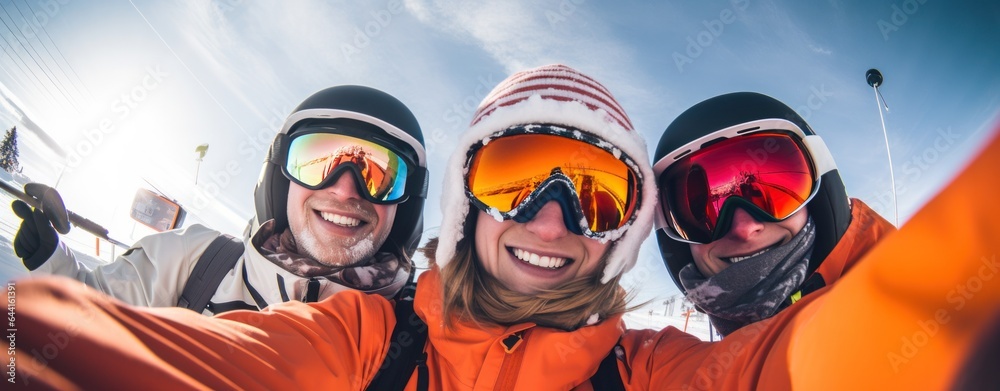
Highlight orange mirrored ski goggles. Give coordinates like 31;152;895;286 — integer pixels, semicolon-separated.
465;125;642;237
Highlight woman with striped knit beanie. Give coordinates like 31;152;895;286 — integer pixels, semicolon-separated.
20;62;996;389
427;63;657;332
12;63;659;390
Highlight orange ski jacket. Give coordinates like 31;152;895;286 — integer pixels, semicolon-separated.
810;198;895;289
13;130;1000;390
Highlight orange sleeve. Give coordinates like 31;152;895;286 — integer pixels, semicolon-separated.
12;278;393;390
622;129;1000;390
776;128;1000;389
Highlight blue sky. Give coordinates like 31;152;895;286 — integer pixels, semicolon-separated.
1;0;998;302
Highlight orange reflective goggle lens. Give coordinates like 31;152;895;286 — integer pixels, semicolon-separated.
466;132;639;234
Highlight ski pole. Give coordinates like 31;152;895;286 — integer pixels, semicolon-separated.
0;180;130;248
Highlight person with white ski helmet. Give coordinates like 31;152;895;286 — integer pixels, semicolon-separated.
651;92;895;336
10;85;427;314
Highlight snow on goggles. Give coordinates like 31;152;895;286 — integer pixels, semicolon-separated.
465;126;641;237
653;119;836;244
281;130;418;204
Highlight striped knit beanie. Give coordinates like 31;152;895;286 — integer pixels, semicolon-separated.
435;64;656;283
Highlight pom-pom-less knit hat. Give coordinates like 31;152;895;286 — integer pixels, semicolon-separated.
435;64;657;283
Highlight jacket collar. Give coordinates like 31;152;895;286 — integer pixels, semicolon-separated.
414;267;625;389
813;199;896;283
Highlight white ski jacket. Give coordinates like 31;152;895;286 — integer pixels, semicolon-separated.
32;221;407;315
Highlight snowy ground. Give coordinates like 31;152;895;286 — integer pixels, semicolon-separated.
623;309;716;341
1;179;717;341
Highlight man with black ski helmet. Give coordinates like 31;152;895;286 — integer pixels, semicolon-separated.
652;92;895;336
11;85;428;314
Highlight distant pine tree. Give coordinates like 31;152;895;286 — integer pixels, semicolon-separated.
0;126;22;173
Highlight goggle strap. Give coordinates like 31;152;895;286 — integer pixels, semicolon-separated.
406;166;429;199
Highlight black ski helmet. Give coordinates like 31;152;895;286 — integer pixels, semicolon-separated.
253;85;428;257
653;92;852;294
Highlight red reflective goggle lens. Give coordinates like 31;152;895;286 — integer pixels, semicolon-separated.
658;132;815;243
467;133;639;234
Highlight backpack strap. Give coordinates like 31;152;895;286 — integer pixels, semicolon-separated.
591;344;627;390
177;234;244;312
365;282;428;391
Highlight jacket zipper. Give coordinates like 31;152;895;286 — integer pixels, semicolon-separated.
494;331;527;390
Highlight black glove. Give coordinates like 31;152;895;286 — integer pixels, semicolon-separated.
11;200;59;271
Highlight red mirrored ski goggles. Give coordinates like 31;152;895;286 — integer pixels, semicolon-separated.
653;119;836;244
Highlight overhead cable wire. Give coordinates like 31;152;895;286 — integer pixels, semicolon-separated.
0;3;78;111
17;0;93;101
0;21;60;107
11;0;89;102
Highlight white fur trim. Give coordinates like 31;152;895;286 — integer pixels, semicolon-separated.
435;80;656;284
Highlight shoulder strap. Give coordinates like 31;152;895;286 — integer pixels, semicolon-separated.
177;234;244;312
591;344;626;391
365;282;428;391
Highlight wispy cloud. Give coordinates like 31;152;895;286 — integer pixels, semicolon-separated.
809;43;833;55
174;1;295;130
404;0;631;73
402;0;666;140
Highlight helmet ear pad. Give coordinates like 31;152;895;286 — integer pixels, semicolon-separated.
802;169;851;276
254;132;292;233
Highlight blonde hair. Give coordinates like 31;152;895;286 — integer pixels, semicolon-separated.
421;214;630;331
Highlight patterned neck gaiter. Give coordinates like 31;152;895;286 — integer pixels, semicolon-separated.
679;217;816;336
253;220;408;294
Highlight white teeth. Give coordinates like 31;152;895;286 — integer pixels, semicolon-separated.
320;211;360;227
513;248;568;269
727;249;769;263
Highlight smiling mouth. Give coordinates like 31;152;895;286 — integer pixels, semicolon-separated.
723;241;782;264
318;211;363;227
512;247;571;269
